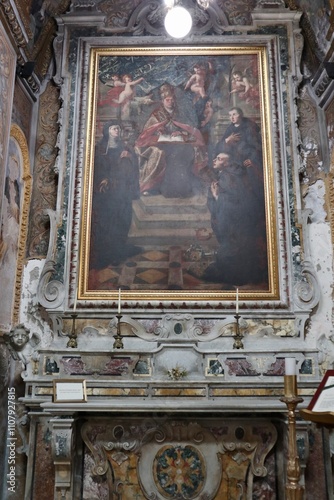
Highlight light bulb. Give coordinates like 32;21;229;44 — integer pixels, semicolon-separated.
164;6;192;38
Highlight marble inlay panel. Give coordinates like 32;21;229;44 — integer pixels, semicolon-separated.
210;388;284;397
154;444;205;498
60;355;137;376
88;387;147;397
225;358;261;376
304;424;328;500
153;387;207;397
32;421;54;499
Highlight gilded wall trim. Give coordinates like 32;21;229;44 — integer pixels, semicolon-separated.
9;124;32;325
0;0;25;48
325;98;334;273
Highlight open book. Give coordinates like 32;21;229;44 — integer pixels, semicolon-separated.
311;375;334;412
157;133;184;143
299;370;334;426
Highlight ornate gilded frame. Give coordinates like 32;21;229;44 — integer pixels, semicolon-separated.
77;45;280;305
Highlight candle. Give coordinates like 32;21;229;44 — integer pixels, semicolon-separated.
236;288;239;315
118;288;121;314
284;357;297;397
285;357;296;375
73;290;77;312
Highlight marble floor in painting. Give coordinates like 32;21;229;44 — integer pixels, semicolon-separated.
88;243;223;291
88;193;268;292
89;192;223;290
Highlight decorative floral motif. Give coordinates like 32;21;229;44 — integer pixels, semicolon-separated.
166;366;187;380
154;445;205;499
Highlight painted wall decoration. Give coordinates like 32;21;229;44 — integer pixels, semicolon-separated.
0;24;16;223
0;125;32;330
79;46;278;303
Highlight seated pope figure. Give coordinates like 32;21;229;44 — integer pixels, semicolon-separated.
135;83;207;198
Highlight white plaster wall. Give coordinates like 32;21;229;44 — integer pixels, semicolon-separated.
303;180;334;359
20;259;53;347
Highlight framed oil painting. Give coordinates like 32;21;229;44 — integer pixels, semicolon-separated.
78;46;278;303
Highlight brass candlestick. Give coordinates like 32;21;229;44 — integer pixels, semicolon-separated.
113;314;124;349
233;314;244;349
67;314;78;348
280;375;304;500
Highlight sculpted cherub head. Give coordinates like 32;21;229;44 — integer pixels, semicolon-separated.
5;324;30;351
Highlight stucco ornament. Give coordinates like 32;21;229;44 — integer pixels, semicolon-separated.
4;323;40;369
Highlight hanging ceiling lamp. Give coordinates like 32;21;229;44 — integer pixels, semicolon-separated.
164;0;210;38
164;3;193;38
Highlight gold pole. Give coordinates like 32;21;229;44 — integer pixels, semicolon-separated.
280;375;304;500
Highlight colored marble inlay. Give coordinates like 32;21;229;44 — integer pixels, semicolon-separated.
88;387;147;397
207;358;224;375
300;358;313;375
154;445;205;499
133;358;151;375
153;388;206;397
60;355;135;376
210;388;284;397
225;358;260;376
